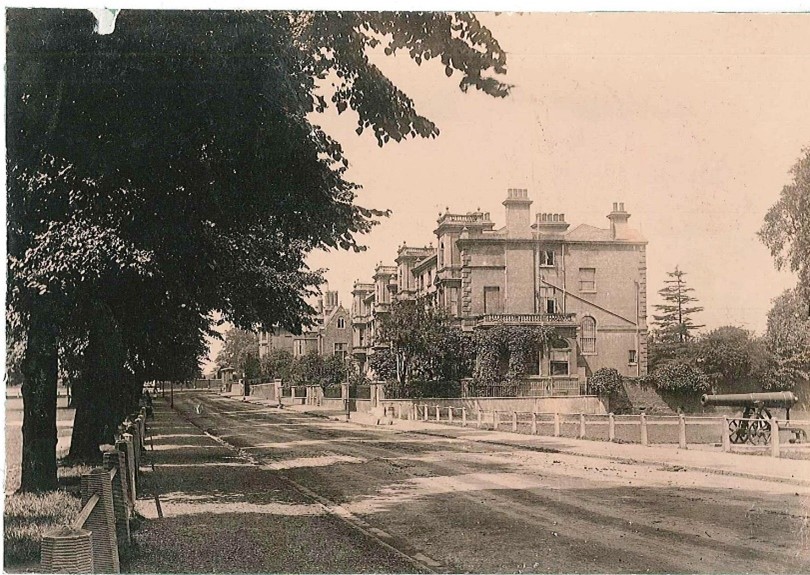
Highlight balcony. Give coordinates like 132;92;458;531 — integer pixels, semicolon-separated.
476;313;577;328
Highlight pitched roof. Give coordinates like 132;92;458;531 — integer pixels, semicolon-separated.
565;224;646;242
565;224;613;242
323;305;346;328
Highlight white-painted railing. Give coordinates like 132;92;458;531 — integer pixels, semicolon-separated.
406;405;808;457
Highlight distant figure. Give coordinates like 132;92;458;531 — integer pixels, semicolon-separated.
195;402;204;415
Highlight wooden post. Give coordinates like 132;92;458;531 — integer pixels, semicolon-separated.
722;416;731;452
477;409;482;428
579;413;586;439
103;451;130;549
531;412;537;435
678;414;687;449
553;413;561;437
435;405;441;421
41;528;93;573
512;412;518;432
424;404;429;421
80;468;120;573
493;411;500;430
462;408;467;427
640;413;648;446
121;434;136;504
114;440;133;508
771;419;781;458
448;407;454;423
608;413;616;442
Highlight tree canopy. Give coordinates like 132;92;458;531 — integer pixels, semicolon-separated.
761;288;810;391
373;300;474;384
6;9;510;490
760;148;810;309
216;329;260;379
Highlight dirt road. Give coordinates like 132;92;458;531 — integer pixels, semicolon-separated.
169;392;810;573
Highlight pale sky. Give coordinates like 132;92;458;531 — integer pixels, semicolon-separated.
307;12;806;337
179;11;809;373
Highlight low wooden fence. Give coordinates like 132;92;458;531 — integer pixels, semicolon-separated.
397;404;809;458
40;408;149;573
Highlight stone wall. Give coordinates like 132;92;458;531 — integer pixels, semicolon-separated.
381;395;606;415
250;383;276;400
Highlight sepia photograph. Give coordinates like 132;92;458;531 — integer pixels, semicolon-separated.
4;5;810;573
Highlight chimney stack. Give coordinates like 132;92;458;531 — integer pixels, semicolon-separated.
607;201;631;240
502;188;532;238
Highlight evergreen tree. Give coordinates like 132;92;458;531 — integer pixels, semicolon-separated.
652;267;705;343
649;267;704;369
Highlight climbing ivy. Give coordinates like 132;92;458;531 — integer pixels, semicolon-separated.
588;367;624;395
472;324;555;387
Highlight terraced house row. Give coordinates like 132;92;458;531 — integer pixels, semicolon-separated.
351;189;649;391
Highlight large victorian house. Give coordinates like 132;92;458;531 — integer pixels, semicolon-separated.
352;188;648;391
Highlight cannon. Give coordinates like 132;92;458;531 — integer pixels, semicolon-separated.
701;391;803;444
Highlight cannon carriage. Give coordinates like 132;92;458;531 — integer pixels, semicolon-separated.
700;391;806;445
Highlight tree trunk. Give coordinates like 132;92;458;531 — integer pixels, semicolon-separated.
67;304;125;463
19;308;59;492
66;374;107;463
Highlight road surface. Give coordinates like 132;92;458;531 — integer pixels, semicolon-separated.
168;392;810;573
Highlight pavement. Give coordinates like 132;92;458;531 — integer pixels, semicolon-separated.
236;394;810;487
127;399;427;573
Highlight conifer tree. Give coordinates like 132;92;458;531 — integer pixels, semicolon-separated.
649;267;704;370
652;267;705;343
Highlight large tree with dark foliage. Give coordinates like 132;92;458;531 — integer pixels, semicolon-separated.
373;300;475;384
760;148;810;311
6;10;509;490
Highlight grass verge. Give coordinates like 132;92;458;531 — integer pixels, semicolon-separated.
3;490;81;566
3;462;92;568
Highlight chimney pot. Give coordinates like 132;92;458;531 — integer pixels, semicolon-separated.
619;202;625;211
613;202;618;211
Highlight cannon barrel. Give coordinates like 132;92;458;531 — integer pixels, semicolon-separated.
700;391;798;409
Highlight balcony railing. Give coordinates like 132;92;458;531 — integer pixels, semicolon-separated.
441;213;490;224
476;313;577;327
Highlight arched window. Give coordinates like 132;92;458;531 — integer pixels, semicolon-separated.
581;316;597;354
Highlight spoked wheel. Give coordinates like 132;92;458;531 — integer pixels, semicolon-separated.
728;419;747;444
748;419;772;445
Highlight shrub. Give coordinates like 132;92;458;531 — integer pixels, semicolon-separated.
649;361;710;393
588;368;624;395
4;490;81;566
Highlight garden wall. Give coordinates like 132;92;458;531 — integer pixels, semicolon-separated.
250;383;276;400
380;395;606;415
